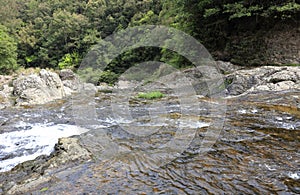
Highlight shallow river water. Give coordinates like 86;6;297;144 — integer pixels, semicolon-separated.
0;90;299;194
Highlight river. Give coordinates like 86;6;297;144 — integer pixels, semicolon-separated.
0;90;299;194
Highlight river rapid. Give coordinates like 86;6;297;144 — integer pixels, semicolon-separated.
0;89;299;194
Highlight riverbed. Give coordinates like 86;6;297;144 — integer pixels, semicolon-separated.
0;90;299;194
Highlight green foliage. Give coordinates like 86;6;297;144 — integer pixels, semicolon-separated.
269;2;300;18
98;71;119;85
1;0;298;75
159;0;299;66
130;10;159;26
77;68;119;85
58;52;80;70
137;91;165;99
0;25;18;74
204;8;220;18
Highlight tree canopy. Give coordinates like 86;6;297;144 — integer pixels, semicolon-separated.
0;0;299;78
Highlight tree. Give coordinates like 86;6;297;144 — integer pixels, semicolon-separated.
0;25;18;74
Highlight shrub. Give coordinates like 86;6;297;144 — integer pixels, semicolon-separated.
77;68;119;85
58;52;80;70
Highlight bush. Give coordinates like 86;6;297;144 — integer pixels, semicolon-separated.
98;70;119;85
58;52;80;70
77;68;119;85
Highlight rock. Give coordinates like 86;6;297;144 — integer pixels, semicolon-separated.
82;83;97;92
0;84;13;109
226;66;300;95
254;81;300;91
49;137;92;167
59;69;81;92
0;91;10;109
216;61;243;74
62;79;80;91
13;69;66;105
59;69;76;81
0;75;13;86
148;65;225;96
1;84;13;95
97;82;114;92
63;86;74;96
2;137;92;194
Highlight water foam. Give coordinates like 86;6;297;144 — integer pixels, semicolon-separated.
0;123;89;172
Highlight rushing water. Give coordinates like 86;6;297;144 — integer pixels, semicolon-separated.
0;123;89;172
0;90;299;194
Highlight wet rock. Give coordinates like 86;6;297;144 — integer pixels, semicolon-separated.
13;69;66;105
226;66;300;95
49;137;92;167
1;137;92;194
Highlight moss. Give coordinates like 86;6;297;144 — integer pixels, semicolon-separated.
40;187;49;192
137;91;165;99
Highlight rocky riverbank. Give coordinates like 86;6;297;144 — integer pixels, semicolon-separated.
0;69;97;108
1;63;299;108
225;66;300;96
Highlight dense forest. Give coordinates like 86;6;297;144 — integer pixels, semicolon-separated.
0;0;299;83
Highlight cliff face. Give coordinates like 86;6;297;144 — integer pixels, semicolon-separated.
212;19;300;66
264;22;300;65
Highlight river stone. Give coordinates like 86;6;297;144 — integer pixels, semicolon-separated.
13;69;66;105
226;66;300;95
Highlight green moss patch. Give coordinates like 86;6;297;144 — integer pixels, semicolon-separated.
137;91;165;99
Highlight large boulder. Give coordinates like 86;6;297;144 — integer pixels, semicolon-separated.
226;66;300;95
13;69;66;105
